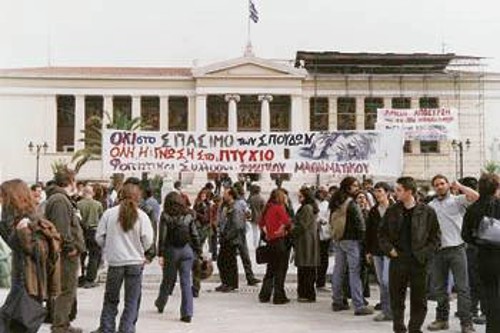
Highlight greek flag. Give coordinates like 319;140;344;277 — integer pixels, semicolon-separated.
249;0;259;23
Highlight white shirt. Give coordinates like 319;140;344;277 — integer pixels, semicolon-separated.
429;194;471;248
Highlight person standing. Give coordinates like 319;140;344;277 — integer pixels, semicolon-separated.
315;186;331;290
330;177;373;315
462;173;500;333
77;185;104;289
45;168;86;333
258;189;292;305
209;195;222;261
192;189;211;297
248;185;266;249
379;176;441;333
155;192;201;323
366;182;393;322
215;188;243;292
293;187;320;303
427;175;478;333
94;184;154;333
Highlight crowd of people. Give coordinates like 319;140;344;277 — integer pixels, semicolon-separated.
0;169;500;333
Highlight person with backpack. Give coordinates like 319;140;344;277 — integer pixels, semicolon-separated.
93;183;154;333
329;176;373;316
0;179;62;333
45;168;86;333
155;191;201;323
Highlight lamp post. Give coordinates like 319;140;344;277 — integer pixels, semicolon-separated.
28;141;49;183
451;139;471;180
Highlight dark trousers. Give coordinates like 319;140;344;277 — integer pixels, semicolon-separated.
467;245;486;315
316;240;330;288
156;245;194;318
297;267;316;301
259;239;290;302
218;241;238;288
479;251;500;333
431;245;472;324
52;255;79;333
99;265;143;333
237;232;256;282
209;228;218;260
389;256;427;333
84;229;101;283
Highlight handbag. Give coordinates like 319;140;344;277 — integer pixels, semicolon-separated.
256;240;270;264
476;216;500;247
0;285;47;333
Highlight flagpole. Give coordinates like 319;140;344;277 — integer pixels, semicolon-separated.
246;0;252;56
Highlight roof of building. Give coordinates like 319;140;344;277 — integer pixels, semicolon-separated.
295;51;483;75
0;66;193;78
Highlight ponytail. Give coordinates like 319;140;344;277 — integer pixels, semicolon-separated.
118;184;141;232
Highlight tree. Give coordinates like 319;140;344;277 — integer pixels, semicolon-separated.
483;161;500;174
72;111;148;173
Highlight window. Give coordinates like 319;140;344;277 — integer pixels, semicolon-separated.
337;97;356;130
310;97;329;131
364;97;384;130
113;96;132;121
270;95;291;132
238;95;260;131
141;96;160;131
392;97;412;153
207;95;228;131
419;97;440;153
84;96;103;151
56;95;75;152
169;96;188;131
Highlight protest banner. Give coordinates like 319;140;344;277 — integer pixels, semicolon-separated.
375;108;459;141
102;129;404;177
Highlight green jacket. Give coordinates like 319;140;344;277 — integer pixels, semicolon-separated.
77;198;103;229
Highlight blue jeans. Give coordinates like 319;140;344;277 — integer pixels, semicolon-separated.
331;240;364;311
156;245;194;318
100;265;143;333
373;255;392;317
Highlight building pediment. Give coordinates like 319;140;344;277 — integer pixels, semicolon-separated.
192;56;307;79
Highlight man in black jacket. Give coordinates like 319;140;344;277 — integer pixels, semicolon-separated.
379;176;441;333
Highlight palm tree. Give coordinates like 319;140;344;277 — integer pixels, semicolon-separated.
483;161;500;174
72;110;148;173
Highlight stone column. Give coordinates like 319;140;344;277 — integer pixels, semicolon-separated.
132;96;141;123
356;96;365;130
195;94;207;132
103;95;113;129
225;94;240;133
303;97;311;131
159;96;169;132
74;95;85;151
328;96;337;131
188;95;196;131
291;95;303;131
258;95;273;184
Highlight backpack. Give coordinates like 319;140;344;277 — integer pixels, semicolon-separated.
167;215;192;248
329;198;352;242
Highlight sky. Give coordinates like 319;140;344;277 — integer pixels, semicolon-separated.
1;0;500;69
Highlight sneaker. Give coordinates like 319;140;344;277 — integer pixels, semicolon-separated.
180;316;192;323
332;303;350;312
354;306;375;316
247;278;261;286
215;284;227;292
472;315;486;325
461;323;475;333
374;303;382;311
273;298;290;305
427;321;450;331
373;313;393;322
154;299;164;314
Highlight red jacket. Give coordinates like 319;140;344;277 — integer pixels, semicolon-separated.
259;203;291;242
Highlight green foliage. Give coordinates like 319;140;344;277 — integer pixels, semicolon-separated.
51;159;70;175
483;161;500;174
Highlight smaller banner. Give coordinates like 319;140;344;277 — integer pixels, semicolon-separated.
375;108;459;141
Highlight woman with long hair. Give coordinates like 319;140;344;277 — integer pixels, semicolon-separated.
293;187;320;303
95;183;154;333
155;191;201;323
258;189;291;305
463;173;500;333
330;177;373;315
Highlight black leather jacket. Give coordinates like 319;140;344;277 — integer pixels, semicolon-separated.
157;212;201;257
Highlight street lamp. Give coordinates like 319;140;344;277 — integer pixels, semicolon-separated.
451;139;471;179
28;141;49;183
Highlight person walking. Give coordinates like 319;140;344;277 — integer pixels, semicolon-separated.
427;175;478;333
366;182;393;322
155;192;202;323
293;187;320;303
379;176;441;333
258;189;292;305
77;184;104;289
316;186;331;290
248;185;266;249
330;177;373;315
462;173;500;333
94;183;154;333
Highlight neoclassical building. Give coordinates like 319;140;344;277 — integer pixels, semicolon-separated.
0;51;498;187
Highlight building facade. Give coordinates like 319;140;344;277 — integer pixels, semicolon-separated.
0;52;498;187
